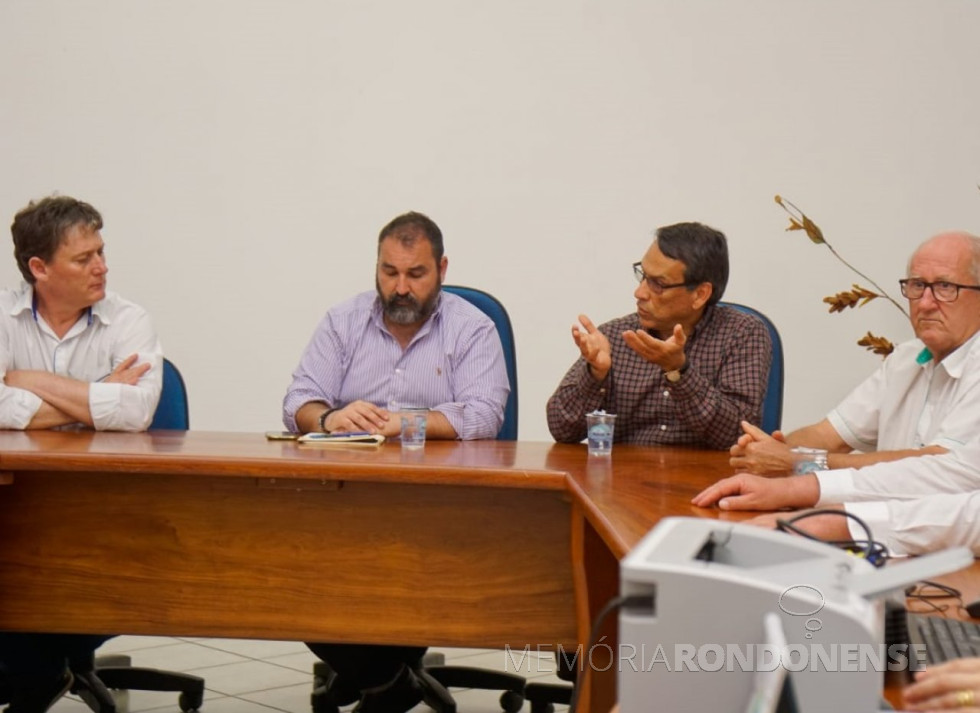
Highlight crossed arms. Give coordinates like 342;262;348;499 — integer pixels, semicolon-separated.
3;354;152;429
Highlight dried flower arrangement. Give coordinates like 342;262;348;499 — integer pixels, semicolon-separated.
774;195;908;357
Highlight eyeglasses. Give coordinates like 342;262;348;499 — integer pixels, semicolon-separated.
899;278;980;303
632;262;692;295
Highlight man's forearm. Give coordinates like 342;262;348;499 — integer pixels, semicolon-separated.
4;370;93;426
26;401;78;429
826;445;947;470
791;509;851;540
295;401;329;433
784;421;848;451
422;410;459;440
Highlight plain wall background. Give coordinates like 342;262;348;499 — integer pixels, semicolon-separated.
1;0;978;441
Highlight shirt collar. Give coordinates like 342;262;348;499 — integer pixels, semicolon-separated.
12;283;100;327
89;297;110;325
927;330;980;379
9;282;34;317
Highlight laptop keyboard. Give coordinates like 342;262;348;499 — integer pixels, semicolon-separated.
908;613;980;665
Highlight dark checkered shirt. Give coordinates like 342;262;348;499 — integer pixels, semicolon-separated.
546;305;772;450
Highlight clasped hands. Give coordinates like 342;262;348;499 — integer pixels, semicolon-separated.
692;421;821;526
571;314;687;381
322;400;401;437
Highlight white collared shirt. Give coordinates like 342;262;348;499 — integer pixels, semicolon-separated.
827;332;980;453
813;439;980;555
845;492;980;556
0;283;163;431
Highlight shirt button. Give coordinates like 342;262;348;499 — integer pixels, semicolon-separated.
660;425;667;431
663;390;670;397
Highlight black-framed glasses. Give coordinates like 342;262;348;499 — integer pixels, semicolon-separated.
632;262;692;295
899;278;980;303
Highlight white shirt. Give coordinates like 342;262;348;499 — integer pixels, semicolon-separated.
0;283;163;431
816;440;980;504
827;332;980;453
845;492;980;556
812;440;980;555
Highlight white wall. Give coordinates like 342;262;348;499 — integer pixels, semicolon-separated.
1;0;978;440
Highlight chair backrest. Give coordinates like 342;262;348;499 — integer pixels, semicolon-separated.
442;286;518;440
149;358;190;430
720;302;784;433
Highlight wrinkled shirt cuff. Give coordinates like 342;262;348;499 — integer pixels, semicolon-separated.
89;382;123;430
815;468;857;505
1;389;44;429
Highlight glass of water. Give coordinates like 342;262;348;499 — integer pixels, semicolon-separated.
586;411;616;456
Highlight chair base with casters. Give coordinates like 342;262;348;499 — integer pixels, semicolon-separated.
524;680;573;713
417;651;525;713
522;650;577;713
71;652;205;713
311;653;526;713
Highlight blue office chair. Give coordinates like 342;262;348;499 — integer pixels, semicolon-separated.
71;358;204;712
443;285;518;441
416;286;523;711
148;358;190;430
310;287;524;713
722;302;784;433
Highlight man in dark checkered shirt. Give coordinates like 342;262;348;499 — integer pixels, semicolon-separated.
546;222;772;450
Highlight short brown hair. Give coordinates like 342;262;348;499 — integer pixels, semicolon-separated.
11;195;103;284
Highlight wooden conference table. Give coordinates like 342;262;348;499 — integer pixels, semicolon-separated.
0;430;976;713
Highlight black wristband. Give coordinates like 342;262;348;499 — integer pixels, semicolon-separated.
318;407;338;433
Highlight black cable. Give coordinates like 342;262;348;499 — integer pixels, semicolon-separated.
906;580;963;616
568;593;655;713
775;508;888;567
910;580;962;600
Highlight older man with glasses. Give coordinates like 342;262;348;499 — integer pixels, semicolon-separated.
728;230;980;477
547;221;773;450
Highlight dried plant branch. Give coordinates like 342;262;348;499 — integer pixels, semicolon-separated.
823;285;882;313
775;196;909;319
857;332;895;357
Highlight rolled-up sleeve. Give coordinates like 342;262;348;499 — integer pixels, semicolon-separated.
282;312;346;433
90;308;163;431
0;384;43;429
817;445;980;504
847;492;980;556
0;327;44;428
434;318;509;440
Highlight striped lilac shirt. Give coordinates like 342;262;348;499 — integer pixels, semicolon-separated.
283;290;509;439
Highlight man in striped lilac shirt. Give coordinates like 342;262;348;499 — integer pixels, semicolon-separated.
282;210;509;713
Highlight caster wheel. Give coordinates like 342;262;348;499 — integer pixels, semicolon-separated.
500;689;524;712
179;690;204;712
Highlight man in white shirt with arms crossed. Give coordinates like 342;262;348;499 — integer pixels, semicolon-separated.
0;195;163;712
